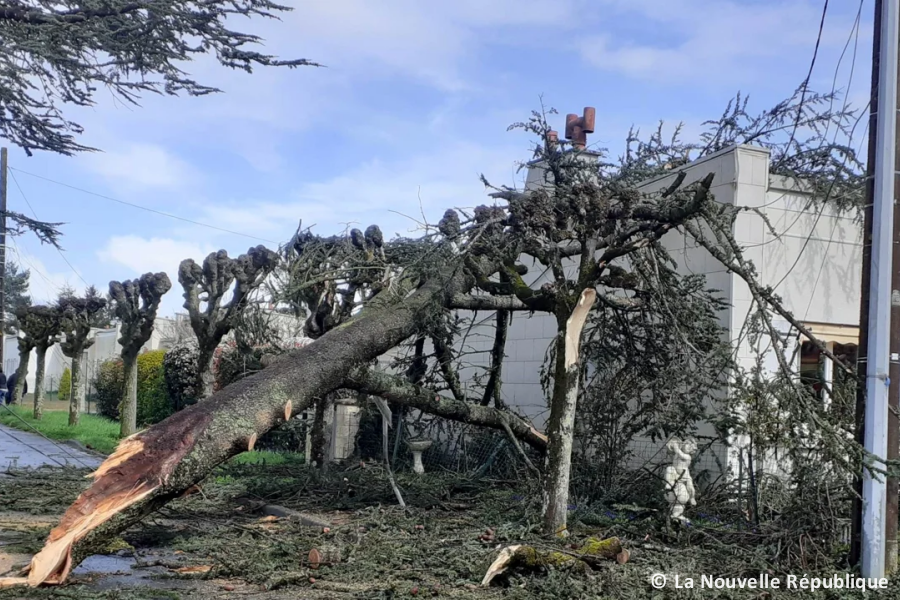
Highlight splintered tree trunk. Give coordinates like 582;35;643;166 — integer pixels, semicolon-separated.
541;289;596;537
33;349;47;420
68;358;83;427
12;349;29;406
13;275;469;587
120;354;139;438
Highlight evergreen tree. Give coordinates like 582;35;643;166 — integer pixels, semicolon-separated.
4;260;32;334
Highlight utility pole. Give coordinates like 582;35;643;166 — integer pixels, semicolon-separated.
888;0;900;571
861;0;899;580
0;147;7;372
852;0;882;570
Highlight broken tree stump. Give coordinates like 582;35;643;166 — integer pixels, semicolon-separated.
481;536;626;586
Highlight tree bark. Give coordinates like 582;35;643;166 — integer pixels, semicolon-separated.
120;353;139;438
346;369;547;452
541;289;596;537
14;273;474;587
196;347;216;401
12;347;30;406
310;398;329;468
33;348;46;420
68;356;82;427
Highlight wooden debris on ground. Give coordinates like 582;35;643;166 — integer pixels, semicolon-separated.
307;546;342;569
481;536;627;586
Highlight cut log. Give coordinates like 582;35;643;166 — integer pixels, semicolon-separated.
307;546;341;569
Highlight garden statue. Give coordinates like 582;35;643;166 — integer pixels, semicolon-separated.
407;439;433;475
664;438;697;522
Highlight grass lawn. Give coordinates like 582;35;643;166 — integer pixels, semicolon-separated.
0;404;304;466
0;405;120;454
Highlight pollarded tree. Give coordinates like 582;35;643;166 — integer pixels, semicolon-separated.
109;273;173;437
12;305;61;417
58;296;107;426
0;1;318;156
178;246;279;400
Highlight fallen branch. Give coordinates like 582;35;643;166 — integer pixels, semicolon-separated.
346;368;548;452
481;536;626;586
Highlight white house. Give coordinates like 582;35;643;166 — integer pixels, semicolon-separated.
2;315;186;393
453;143;861;479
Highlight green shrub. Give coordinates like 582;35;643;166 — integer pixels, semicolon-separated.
92;350;173;426
137;349;171;425
94;359;124;420
163;343;199;411
58;367;71;400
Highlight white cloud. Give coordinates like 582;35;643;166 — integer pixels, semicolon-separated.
8;245;81;304
80;143;198;191
277;0;581;91
578;0;868;86
199;140;526;240
97;236;216;277
97;236;222;317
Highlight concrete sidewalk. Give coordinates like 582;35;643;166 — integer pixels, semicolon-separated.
0;424;103;470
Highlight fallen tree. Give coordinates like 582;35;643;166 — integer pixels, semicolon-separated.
5;91;870;587
12;266;535;586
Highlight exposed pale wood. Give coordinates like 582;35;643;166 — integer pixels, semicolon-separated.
564;289;596;369
284;400;292;421
247;433;257;452
481;545;522;586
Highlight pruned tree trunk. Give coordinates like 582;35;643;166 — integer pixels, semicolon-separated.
541;289;596;537
33;348;46;420
68;357;82;427
196;348;216;401
120;353;139;437
12;347;30;406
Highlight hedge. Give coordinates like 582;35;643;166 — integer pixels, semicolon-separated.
92;349;173;426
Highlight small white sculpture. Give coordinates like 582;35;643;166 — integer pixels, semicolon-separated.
664;438;697;522
407;439;433;475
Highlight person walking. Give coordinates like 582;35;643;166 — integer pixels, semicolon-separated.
6;371;25;404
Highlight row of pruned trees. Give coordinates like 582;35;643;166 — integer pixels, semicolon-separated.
11;245;280;437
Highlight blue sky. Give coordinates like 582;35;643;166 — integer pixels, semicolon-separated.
2;0;872;316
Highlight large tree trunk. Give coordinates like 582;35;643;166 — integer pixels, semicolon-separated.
120;353;139;438
541;289;595;537
12;348;30;406
33;348;46;420
13;275;470;587
68;356;83;427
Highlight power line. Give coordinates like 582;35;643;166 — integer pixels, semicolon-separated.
8;237;64;301
7;168;90;288
8;167;280;245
